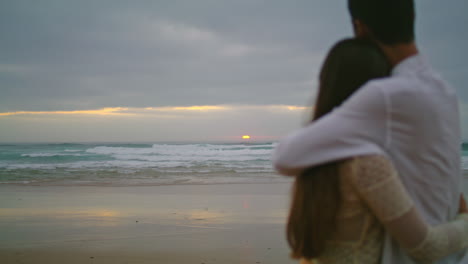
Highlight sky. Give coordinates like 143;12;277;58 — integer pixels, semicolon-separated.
1;0;467;142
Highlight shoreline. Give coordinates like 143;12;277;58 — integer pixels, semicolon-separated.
0;179;293;188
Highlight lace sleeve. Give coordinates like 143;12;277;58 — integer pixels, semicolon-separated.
348;155;468;263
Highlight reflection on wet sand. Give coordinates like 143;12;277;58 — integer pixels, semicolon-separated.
0;208;123;227
186;209;225;223
0;208;120;218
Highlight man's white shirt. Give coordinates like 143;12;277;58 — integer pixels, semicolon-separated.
274;54;465;263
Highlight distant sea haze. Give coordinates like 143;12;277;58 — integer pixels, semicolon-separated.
0;142;287;186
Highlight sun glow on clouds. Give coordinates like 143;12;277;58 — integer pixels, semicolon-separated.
283;105;309;111
0;107;131;117
0;105;310;117
0;104;310;142
145;105;228;111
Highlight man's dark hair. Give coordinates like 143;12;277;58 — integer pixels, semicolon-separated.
348;0;415;45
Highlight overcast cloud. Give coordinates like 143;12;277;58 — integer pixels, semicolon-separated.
0;0;467;142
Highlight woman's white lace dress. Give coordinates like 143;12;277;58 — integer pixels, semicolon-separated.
301;155;468;264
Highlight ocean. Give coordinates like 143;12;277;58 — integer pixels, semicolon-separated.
0;142;285;186
1;142;468;186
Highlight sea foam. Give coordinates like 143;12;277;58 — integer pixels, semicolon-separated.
0;142;283;185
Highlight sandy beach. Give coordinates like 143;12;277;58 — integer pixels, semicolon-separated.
0;183;297;264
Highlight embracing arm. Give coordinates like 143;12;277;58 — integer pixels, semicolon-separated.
273;82;388;176
350;155;468;263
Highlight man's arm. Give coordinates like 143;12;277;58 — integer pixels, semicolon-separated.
273;81;389;176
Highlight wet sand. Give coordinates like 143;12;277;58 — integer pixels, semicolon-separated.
0;183;297;264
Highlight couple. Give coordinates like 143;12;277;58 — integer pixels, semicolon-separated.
274;0;468;264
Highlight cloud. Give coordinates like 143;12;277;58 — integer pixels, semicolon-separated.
1;1;467;141
150;19;257;58
0;0;342;113
0;104;310;118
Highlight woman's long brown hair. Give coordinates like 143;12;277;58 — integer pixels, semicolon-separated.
287;38;390;260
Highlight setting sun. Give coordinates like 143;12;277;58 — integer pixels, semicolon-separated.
242;135;251;139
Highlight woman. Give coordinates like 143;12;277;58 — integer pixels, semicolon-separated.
286;38;468;263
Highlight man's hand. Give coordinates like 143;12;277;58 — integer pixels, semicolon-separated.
459;194;468;214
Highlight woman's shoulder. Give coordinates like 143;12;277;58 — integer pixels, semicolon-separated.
340;154;393;173
340;155;397;189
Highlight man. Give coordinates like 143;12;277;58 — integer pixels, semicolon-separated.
274;0;465;263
